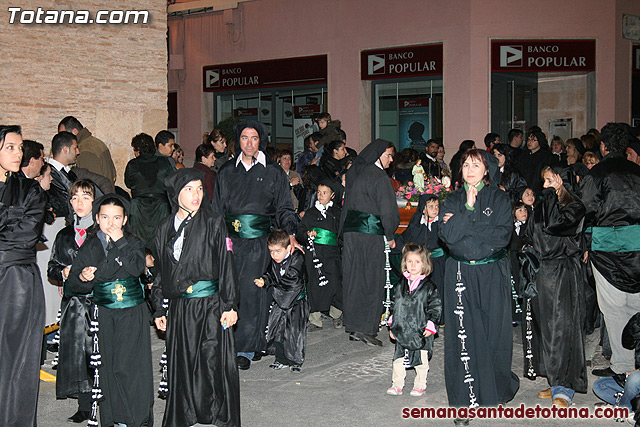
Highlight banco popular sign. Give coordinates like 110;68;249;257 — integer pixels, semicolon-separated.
491;40;595;73
361;44;443;80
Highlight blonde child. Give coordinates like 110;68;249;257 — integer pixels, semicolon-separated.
387;243;442;397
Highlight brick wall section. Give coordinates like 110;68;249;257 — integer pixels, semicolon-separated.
0;1;167;187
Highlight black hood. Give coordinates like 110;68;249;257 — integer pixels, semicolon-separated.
549;164;581;199
529;130;550;151
92;193;131;219
478;149;500;184
233;120;269;155
164;168;205;212
347;138;392;182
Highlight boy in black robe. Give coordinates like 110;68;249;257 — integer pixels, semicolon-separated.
47;180;95;423
297;179;342;330
151;168;240;427
255;229;309;372
67;194;153;427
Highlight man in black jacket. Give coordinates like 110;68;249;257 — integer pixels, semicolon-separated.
47;131;79;218
582;122;640;377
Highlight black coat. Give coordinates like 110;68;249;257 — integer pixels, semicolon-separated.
0;174;46;427
516;148;555;195
581;152;640;292
48;165;75;219
390;276;441;364
262;250;309;365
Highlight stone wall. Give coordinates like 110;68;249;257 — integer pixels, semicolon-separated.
0;1;168;186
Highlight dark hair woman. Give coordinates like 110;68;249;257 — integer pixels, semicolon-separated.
521;166;586;407
492;143;527;202
320;139;348;181
0;125;47;426
206;128;232;173
438;148;519;411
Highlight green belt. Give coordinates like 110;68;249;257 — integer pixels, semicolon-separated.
312;228;338;246
343;210;384;235
180;280;219;299
430;248;445;258
93;278;144;309
225;213;271;239
297;288;307;301
449;248;507;265
591;225;640;253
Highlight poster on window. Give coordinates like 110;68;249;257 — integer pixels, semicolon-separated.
398;98;431;152
293;105;321;160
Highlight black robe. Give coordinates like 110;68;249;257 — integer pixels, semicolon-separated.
341;163;400;335
124;153;173;251
0;175;46;427
297;203;342;313
152;206;240;427
516;148;555;196
67;234;153;427
439;184;519;407
523;187;587;393
389;276;441;366
211;157;298;353
47;225;93;401
496;168;527;202
48;165;76;219
262;250;309;366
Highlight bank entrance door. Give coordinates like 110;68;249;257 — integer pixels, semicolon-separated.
491;72;538;141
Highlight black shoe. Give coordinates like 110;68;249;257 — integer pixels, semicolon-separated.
47;343;59;353
67;411;90;423
592;367;616;377
454;417;470;426
360;333;383;347
237;356;251;370
252;353;263;362
348;332;363;342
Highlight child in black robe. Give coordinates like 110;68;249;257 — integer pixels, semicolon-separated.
387;243;442;397
151;169;240;427
255;229;309;372
394;194;446;311
67;194;153;427
47;180;95;423
297;179;342;330
508;201;528;325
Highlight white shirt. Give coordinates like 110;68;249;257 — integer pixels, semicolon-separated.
236;151;267;171
48;157;71;173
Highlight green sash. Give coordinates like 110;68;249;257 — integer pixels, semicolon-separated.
343;210;384;235
180;280;219;299
449;248;507;265
430;248;445;258
93;278;144;309
312;228;338;246
296;288;307;301
591;225;640;253
225;213;271;239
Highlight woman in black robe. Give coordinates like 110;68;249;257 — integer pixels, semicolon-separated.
0;125;46;427
152;168;240;427
439;149;519;410
340;138;400;346
523;166;586;406
125;132;173;251
492;143;527;202
67;194;153;427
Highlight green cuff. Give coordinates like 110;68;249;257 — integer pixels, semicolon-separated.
465;203;475;211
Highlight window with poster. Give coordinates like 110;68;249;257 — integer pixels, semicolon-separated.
490;40;596;141
632;45;640;126
362;44;444;153
204;55;328;161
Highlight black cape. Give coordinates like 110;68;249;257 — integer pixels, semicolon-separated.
341;139;400;335
212;121;298;353
390;276;441;366
67;234;153;427
0;175;46;427
124;153;173;251
152;167;240;427
439;183;519;407
523;187;587;393
297;202;342;313
263;250;309;365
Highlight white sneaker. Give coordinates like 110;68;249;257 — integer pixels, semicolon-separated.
386;385;403;396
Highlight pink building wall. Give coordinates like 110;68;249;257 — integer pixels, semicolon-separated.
169;0;640;155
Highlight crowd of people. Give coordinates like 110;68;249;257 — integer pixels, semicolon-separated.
1;114;640;427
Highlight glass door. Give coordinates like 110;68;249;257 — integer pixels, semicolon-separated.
491;72;538;139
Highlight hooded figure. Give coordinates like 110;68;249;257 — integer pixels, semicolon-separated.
517;130;556;196
211;119;299;370
150;167;240;427
438;148;520;408
340;138;400;346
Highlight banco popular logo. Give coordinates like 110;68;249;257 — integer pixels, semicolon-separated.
205;69;220;88
500;46;523;67
368;54;385;75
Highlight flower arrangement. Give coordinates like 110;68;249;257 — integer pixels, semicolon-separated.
396;176;453;206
